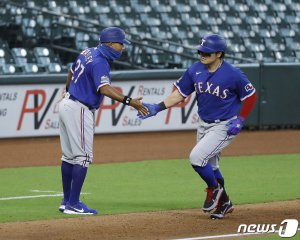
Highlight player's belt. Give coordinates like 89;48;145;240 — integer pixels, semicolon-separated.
202;119;228;124
69;94;95;111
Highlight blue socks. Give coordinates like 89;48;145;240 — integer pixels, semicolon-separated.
61;161;73;202
69;164;88;205
61;161;88;206
213;168;224;187
192;164;218;188
214;168;229;202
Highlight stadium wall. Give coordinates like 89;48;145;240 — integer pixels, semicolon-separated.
0;63;299;138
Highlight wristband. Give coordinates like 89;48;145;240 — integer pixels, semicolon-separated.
122;96;132;105
158;101;167;111
65;86;69;92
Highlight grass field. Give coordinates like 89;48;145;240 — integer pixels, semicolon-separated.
0;153;299;224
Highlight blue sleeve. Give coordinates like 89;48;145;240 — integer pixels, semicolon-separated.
91;61;111;92
174;68;195;97
235;69;256;101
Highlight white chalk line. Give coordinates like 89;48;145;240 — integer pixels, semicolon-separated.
1;191;299;240
0;190;90;201
173;232;269;240
173;228;300;240
30;190;60;193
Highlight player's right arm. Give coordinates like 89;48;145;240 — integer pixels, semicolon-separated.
99;85;149;116
138;68;194;119
162;89;185;108
138;89;184;119
65;69;73;91
59;69;73;101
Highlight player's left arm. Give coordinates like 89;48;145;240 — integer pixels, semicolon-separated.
226;91;257;135
239;91;257;120
226;71;258;135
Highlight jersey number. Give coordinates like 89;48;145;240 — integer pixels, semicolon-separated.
72;59;85;83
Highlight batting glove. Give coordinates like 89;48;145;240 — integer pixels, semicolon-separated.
137;103;161;119
226;116;244;135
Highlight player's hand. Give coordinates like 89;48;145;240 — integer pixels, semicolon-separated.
226;116;244;135
58;88;67;103
130;97;149;116
137;103;161;119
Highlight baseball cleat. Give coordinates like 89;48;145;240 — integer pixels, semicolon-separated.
210;200;234;219
58;199;67;212
202;183;224;212
63;202;98;215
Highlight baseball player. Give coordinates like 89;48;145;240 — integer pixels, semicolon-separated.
138;33;257;219
58;27;148;215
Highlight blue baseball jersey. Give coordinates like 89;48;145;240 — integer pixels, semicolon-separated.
174;60;255;121
68;47;111;109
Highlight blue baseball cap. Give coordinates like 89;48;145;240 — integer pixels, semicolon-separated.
99;27;131;45
197;33;227;53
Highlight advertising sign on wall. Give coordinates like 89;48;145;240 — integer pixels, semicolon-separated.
0;80;198;138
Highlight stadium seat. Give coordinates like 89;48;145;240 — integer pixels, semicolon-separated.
75;32;91;50
47;62;63;73
280;49;297;62
0;63;22;74
131;0;152;13
23;63;46;74
264;38;286;51
33;47;61;67
118;13;142;27
50;23;77;49
160;12;181;26
109;0;132;14
0;0;299;73
286;12;300;24
180;12;201;26
68;0;89;17
295;51;300;59
0;46;15;65
262;49;276;62
189;2;210;13
173;2;191;13
149;0;172;12
242;51;257;60
140;12;162;26
97;12;121;26
11;48;38;67
149;26;173;40
223;11;243;25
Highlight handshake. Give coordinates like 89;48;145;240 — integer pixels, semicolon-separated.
137;103;165;120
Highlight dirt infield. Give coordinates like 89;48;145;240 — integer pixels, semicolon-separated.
0;130;299;239
1;130;300;168
1;200;299;240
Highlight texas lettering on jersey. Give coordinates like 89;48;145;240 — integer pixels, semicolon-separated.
194;81;229;99
175;60;256;121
